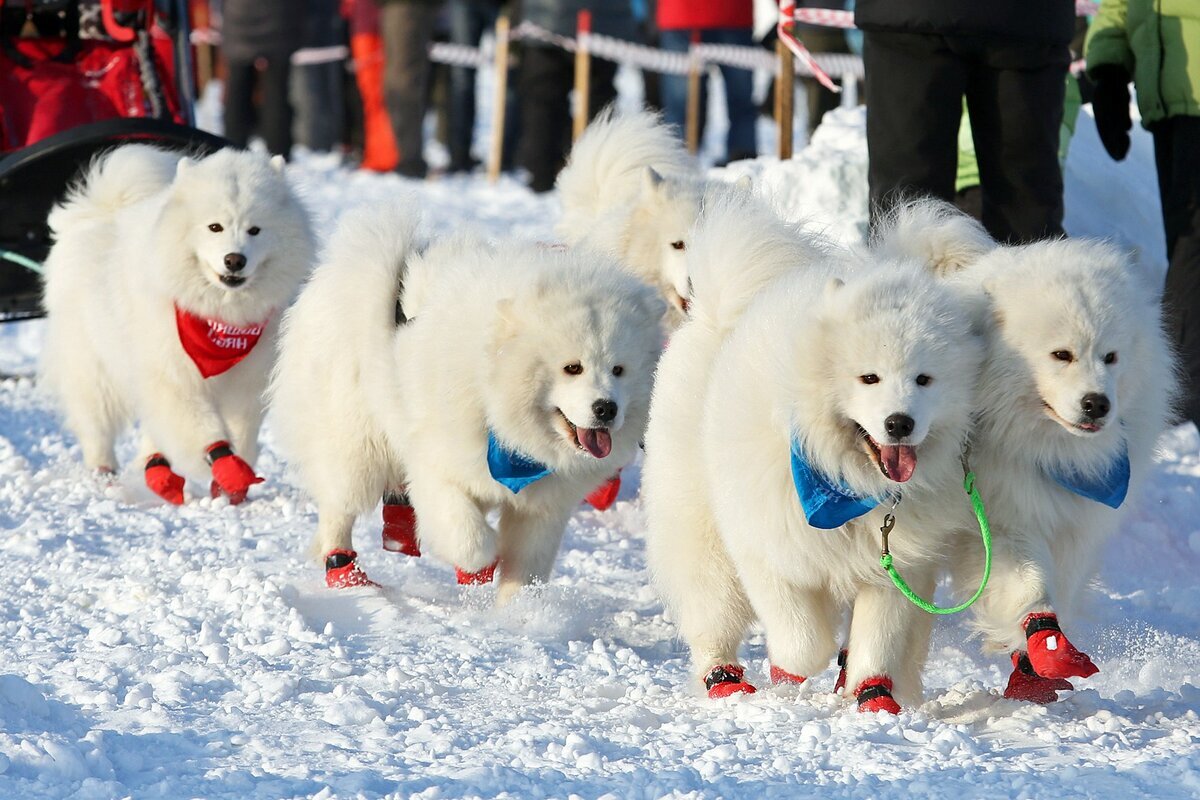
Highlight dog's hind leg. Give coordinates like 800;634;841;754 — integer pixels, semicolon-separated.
494;502;574;605
845;571;936;712
54;360;125;473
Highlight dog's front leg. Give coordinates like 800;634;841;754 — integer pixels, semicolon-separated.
406;476;496;573
845;571;936;712
136;366;232;476
494;501;574;605
732;551;839;685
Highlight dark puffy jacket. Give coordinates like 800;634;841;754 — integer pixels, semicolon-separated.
519;0;636;40
854;0;1075;44
221;0;305;62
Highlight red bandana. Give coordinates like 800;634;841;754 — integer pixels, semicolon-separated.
175;305;268;378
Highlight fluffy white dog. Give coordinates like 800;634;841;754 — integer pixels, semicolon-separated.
646;193;987;712
41;144;313;504
941;238;1176;703
556;108;707;326
271;202;664;596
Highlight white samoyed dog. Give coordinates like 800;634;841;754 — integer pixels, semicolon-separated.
646;195;987;712
41;144;314;505
556;108;716;327
935;237;1177;703
271;201;665;596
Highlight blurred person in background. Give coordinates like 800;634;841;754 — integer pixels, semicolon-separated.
347;0;400;171
1087;1;1200;428
794;0;850;137
377;0;439;178
657;0;757;164
292;0;348;154
516;0;635;192
446;0;511;173
221;0;304;157
856;0;1075;243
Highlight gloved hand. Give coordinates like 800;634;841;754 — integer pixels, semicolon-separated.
1091;64;1132;161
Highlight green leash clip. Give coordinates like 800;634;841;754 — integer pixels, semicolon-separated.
879;466;992;615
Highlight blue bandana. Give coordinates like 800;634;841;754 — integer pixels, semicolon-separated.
790;438;879;529
1048;447;1130;509
486;431;552;494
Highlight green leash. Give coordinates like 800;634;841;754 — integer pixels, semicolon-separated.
0;248;44;275
878;466;992;615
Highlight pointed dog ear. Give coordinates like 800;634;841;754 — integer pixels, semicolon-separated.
734;175;753;192
175;156;194;177
642;166;665;196
270;155;286;173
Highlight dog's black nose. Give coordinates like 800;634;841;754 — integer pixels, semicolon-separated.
592;399;618;424
1081;392;1110;420
884;413;915;439
224;252;247;272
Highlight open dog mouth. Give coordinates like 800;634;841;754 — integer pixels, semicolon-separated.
1041;400;1103;434
219;274;247;288
555;408;612;458
857;424;917;483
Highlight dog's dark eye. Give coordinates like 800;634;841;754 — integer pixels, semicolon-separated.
612;365;624;377
670;240;686;251
247;226;261;236
1104;351;1118;365
916;374;932;387
1051;350;1074;362
860;374;880;385
208;223;224;233
564;363;583;376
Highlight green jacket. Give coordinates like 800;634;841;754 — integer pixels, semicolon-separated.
1085;0;1200;126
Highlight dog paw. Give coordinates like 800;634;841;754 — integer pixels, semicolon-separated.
382;501;421;556
325;549;379;589
769;664;807;685
144;455;185;505
833;648;848;694
1024;613;1099;680
456;561;498;585
207;441;264;501
855;676;901;714
1004;651;1074;703
704;664;757;698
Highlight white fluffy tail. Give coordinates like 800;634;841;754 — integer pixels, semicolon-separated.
687;189;834;333
311;198;420;334
555;107;696;240
47;144;179;234
871;199;996;275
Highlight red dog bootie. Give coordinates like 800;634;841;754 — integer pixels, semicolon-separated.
206;441;263;505
381;493;420;556
855;676;901;714
1023;613;1099;680
770;664;807;685
1004;650;1074;703
325;549;378;589
704;664;757;698
145;454;185;505
456;561;497;585
585;472;621;511
833;648;848;694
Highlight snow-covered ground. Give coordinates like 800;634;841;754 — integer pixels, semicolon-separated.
2;109;1199;800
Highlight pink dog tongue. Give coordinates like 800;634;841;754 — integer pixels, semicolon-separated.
578;428;613;459
879;445;917;483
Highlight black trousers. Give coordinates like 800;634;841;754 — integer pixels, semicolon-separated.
1153;116;1200;427
863;31;1068;244
517;45;617;193
224;56;293;158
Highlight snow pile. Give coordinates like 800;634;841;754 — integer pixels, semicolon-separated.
1;112;1198;799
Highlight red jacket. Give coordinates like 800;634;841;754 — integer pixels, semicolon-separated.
657;0;753;31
